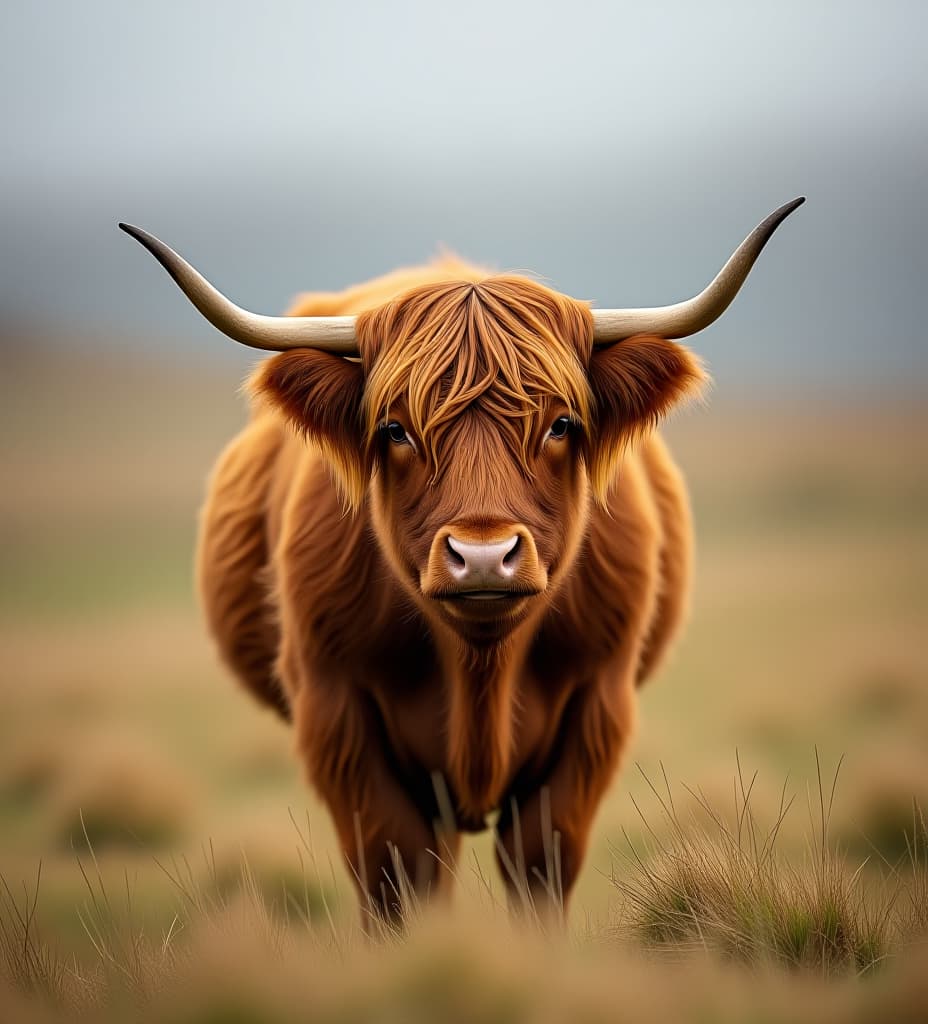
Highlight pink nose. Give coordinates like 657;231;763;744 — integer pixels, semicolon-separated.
445;535;521;587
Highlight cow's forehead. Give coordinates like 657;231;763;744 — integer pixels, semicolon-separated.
353;278;592;476
359;276;592;359
365;326;590;431
363;277;589;393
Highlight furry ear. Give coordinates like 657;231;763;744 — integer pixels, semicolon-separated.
586;335;706;501
251;350;368;509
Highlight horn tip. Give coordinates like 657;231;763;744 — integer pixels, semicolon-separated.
118;222;147;244
118;223;171;267
764;196;806;233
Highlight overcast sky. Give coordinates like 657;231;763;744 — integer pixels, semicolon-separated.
1;1;925;390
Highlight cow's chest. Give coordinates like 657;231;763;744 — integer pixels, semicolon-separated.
367;661;572;825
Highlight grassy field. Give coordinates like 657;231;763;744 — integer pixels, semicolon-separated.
1;336;926;1020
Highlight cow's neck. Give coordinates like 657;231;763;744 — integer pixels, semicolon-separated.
439;625;532;824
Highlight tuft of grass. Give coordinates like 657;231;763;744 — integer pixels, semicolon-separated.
613;754;893;974
47;736;196;851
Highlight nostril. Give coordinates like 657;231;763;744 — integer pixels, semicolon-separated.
502;535;521;568
445;536;467;569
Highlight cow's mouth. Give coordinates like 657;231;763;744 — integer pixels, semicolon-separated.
430;588;542;633
433;588;541;603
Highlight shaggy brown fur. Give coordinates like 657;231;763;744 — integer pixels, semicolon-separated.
198;256;705;919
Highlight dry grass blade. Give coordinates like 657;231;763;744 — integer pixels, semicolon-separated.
900;802;928;940
0;863;68;1000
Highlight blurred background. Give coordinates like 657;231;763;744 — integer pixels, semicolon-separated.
1;0;926;946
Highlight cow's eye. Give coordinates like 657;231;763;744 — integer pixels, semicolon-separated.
385;421;410;445
546;415;572;441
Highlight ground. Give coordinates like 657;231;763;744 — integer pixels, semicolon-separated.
1;336;926;1020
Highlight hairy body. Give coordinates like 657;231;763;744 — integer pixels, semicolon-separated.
198;257;702;916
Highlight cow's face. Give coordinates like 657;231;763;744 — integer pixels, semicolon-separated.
256;277;703;644
357;279;597;643
368;393;591;643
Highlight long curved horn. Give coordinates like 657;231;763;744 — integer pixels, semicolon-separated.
119;223;358;354
591;197;805;345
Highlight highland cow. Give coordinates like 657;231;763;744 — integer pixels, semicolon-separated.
121;198;803;919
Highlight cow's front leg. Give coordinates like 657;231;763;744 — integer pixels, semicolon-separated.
293;685;457;927
495;680;636;919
